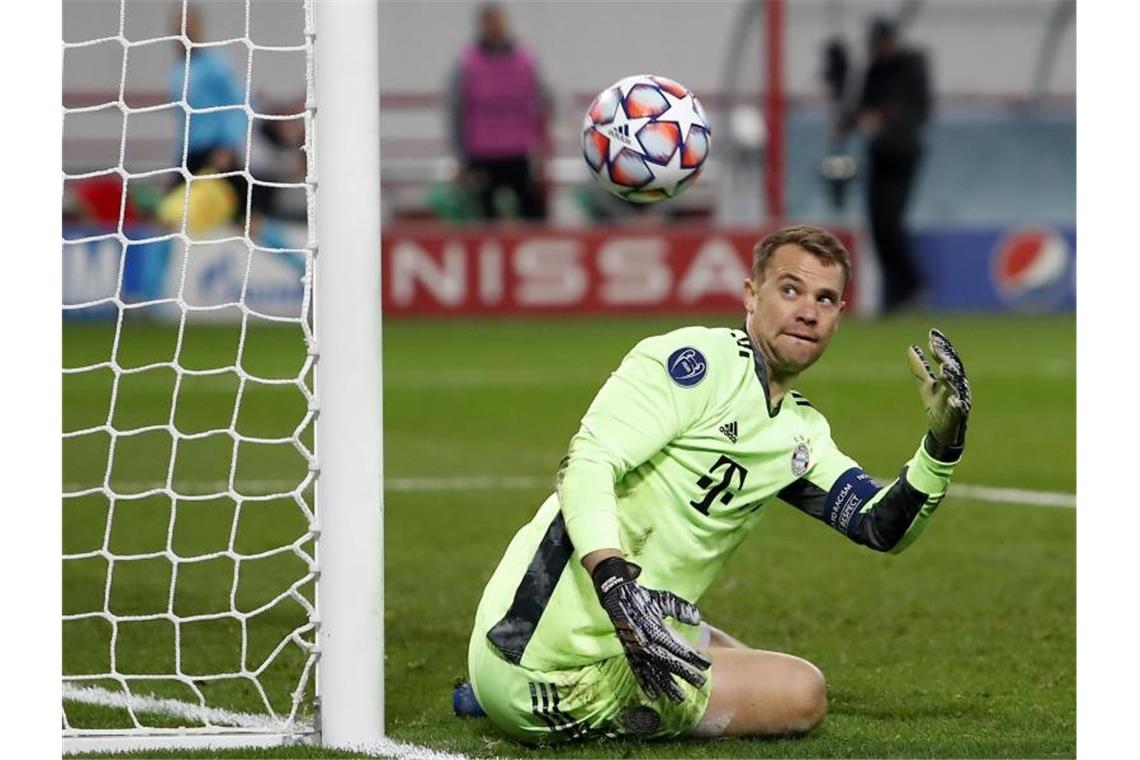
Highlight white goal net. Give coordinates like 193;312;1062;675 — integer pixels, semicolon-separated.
62;0;382;752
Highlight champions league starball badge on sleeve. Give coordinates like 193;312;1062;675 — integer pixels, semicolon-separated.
667;347;708;387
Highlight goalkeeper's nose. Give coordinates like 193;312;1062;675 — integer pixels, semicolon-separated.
794;302;820;326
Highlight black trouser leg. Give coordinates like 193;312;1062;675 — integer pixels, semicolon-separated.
500;158;545;220
470;157;544;220
469;160;499;219
867;155;922;311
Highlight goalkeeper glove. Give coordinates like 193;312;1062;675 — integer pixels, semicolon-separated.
591;556;711;703
907;328;973;449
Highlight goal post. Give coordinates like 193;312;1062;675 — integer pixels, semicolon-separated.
312;0;385;749
61;0;383;752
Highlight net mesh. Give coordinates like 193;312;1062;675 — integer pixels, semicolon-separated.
62;0;318;738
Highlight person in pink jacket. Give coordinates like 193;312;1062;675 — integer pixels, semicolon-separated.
448;3;549;220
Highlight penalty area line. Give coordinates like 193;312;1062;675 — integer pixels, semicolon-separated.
65;475;1076;508
62;685;472;759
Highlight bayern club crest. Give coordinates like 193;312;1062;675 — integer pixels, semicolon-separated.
582;74;711;204
791;441;810;477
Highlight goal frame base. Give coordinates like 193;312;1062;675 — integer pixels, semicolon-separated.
64;730;315;755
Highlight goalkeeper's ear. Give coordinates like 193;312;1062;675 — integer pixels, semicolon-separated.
741;276;760;314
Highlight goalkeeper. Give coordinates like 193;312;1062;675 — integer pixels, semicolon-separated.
463;225;972;743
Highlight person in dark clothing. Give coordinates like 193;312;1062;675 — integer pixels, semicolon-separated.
447;3;548;221
837;18;931;313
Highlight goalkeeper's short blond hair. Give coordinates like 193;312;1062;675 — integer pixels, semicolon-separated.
752;225;851;286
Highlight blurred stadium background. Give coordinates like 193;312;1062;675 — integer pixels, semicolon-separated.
62;1;1074;757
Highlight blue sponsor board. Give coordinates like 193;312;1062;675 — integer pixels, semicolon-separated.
63;224;309;322
912;226;1076;313
63;227;174;319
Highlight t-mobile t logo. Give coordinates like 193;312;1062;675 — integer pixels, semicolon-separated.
689;455;748;515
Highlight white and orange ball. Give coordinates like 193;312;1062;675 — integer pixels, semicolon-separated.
582;74;711;203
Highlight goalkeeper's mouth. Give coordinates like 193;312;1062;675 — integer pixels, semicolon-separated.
782;331;819;344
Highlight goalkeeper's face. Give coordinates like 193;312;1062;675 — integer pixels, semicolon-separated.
743;244;847;376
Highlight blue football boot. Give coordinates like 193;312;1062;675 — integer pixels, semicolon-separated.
452;680;486;718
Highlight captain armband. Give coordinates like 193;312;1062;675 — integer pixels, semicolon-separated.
823;467;883;538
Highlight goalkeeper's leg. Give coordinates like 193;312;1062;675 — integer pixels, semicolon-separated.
704;622;748;650
689;623;827;738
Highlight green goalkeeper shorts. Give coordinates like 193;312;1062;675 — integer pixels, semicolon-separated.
467;627;712;744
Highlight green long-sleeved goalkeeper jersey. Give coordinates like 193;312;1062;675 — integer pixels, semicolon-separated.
473;325;962;672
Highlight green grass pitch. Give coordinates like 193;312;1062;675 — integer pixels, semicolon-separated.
63;312;1074;758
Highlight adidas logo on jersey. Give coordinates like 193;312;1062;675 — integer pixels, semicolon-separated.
719;421;738;443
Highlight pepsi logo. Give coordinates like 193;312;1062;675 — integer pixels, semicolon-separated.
992;229;1074;311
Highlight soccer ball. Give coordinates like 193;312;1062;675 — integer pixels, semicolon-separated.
581;74;711;203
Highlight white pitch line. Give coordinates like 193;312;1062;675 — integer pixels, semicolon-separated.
948;482;1075;508
63;685;472;760
64;475;1076;508
388;474;550;492
63;684;291;731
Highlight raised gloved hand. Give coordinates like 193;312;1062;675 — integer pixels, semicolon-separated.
592;557;711;703
906;328;972;449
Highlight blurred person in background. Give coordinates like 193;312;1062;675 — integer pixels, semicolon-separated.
819;37;857;212
447;2;549;221
247;118;309;270
835;17;931;314
165;4;249;228
249;118;307;222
